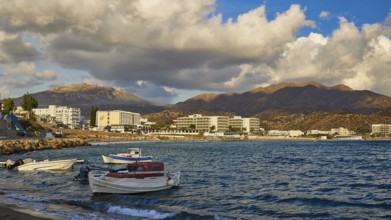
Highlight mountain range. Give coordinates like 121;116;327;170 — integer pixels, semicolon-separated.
10;82;391;130
13;83;165;116
174;81;391;116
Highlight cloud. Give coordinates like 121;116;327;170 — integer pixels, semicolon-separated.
319;11;330;19
0;0;390;103
0;86;10;98
245;16;391;94
35;70;57;80
39;2;311;97
0;0;107;34
0;31;39;63
0;62;58;88
123;81;178;104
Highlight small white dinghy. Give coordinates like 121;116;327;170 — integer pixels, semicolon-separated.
102;148;153;164
88;162;180;194
15;159;77;171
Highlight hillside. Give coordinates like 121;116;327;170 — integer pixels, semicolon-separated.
143;109;236;124
255;110;391;133
13;83;166;116
174;81;391;116
9;81;391;133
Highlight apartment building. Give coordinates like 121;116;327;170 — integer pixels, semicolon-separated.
175;114;259;132
33;105;81;129
229;116;260;133
242;117;260;133
174;114;213;131
372;124;391;135
96;110;141;131
210;116;229;132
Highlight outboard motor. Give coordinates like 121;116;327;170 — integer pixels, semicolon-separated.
6;159;24;170
73;166;91;181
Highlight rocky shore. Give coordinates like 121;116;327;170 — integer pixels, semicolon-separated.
0;138;90;155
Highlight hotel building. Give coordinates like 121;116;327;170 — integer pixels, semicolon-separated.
175;114;259;132
371;124;391;135
33;105;81;129
96;110;141;132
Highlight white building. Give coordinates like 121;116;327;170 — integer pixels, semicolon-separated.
371;124;391;135
33;105;81;129
96;110;141;132
242;117;260;133
306;130;330;135
268;130;289;136
209;116;229;132
266;130;304;137
288;130;304;137
331;127;354;135
175;114;260;132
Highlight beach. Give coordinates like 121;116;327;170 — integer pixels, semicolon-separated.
0;203;64;220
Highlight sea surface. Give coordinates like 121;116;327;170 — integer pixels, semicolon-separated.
1;140;391;219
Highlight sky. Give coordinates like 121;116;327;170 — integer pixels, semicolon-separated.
0;0;390;104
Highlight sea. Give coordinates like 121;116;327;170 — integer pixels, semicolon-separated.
1;140;391;219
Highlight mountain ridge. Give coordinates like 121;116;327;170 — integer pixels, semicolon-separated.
13;83;165;116
9;81;391;122
174;81;391;116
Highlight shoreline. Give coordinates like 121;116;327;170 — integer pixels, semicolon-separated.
0;202;64;220
1;134;391;156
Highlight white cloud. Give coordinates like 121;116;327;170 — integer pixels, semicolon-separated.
319;11;330;19
0;62;58;88
242;16;391;95
35;70;57;80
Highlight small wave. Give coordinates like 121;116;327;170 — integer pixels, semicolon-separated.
107;205;177;219
214;215;241;220
278;196;391;210
9;193;47;202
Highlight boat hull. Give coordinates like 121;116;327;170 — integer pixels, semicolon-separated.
88;171;176;194
102;155;153;164
17;159;76;171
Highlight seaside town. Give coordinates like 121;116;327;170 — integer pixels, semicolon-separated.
0;1;391;219
1;100;390;144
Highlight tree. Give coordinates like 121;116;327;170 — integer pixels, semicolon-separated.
2;98;15;114
21;93;38;112
210;125;216;132
104;125;111;132
90;106;98;127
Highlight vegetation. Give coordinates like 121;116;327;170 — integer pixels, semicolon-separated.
2;98;15;115
228;125;242;132
150;123;171;130
19;119;45;134
21;93;38;111
89;106;98;127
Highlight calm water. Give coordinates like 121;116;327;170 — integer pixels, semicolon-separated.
1;140;391;219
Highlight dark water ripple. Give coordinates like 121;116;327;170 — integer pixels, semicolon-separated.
1;140;391;219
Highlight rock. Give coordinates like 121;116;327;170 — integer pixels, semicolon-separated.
0;138;90;155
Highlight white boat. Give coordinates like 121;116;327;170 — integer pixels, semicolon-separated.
102;148;153;164
16;159;77;171
88;162;180;194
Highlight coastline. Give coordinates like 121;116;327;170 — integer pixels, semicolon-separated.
0;202;64;220
1;134;390;156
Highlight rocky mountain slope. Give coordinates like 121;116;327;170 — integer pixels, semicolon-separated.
13;83;165;116
10;81;391;132
174;81;391;116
